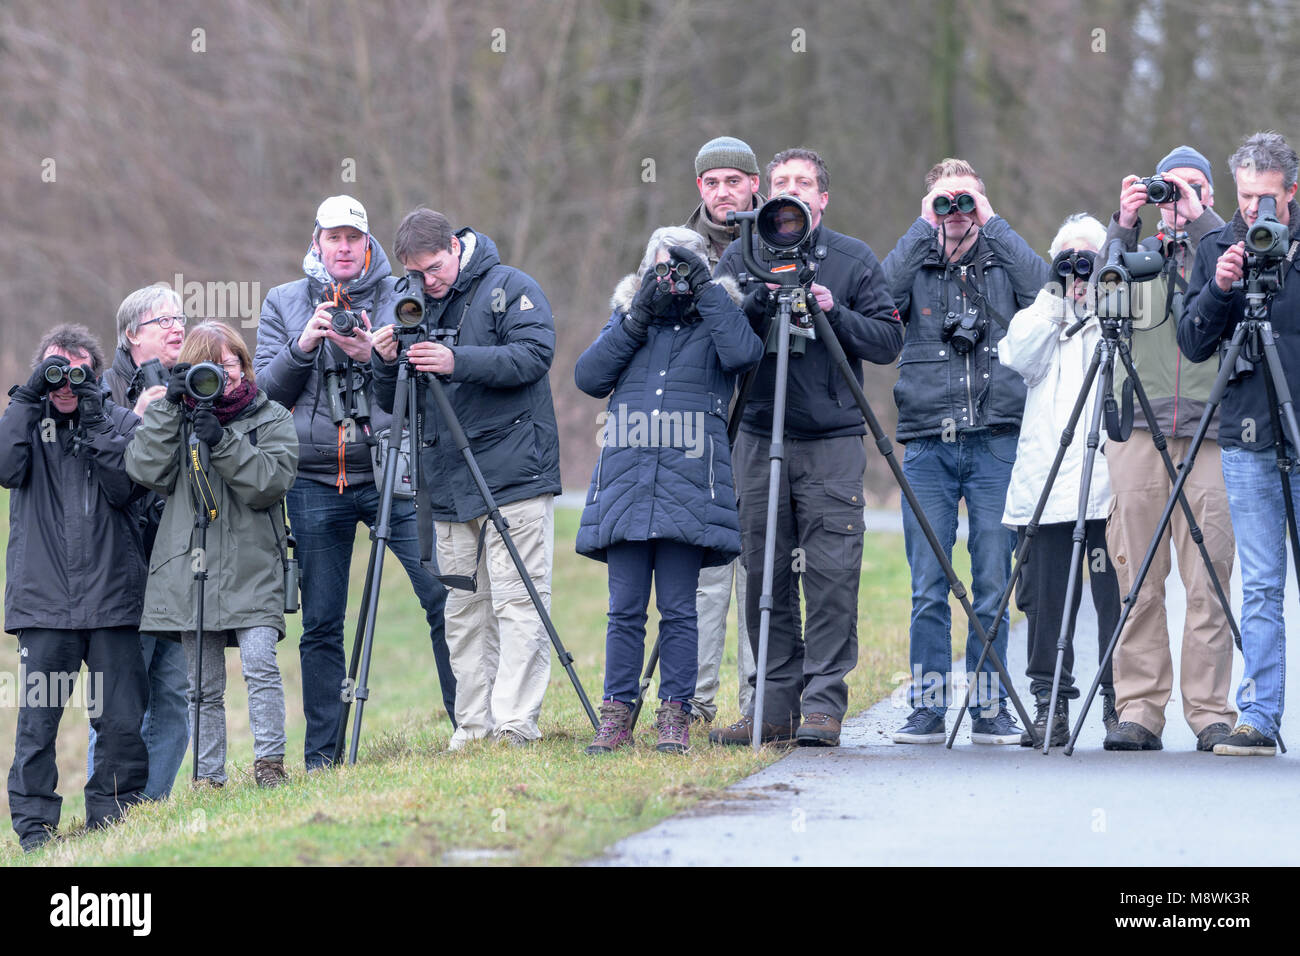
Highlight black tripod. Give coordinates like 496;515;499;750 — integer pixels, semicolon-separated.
1068;295;1296;754
725;200;1038;751
183;417;218;782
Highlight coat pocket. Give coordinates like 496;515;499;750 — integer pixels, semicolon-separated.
466;412;544;488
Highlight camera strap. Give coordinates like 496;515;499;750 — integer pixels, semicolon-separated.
950;258;1011;332
186;430;219;523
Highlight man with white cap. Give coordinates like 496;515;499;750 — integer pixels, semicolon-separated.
254;195;456;770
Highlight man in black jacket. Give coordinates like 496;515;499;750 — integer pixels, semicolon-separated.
2;324;148;852
710;148;903;747
881;157;1046;746
374;207;562;749
1179;130;1300;757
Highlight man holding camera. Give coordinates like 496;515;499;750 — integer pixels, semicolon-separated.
711;147;903;747
882;158;1046;745
85;285;192;800
1100;147;1238;753
254;195;455;770
3;325;149;852
682;135;764;725
373;207;561;749
1180;131;1300;757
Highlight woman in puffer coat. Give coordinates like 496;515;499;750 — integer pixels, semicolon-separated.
998;214;1121;748
575;227;763;755
126;321;299;789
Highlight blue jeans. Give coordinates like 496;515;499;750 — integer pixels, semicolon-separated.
1220;445;1291;736
901;429;1018;714
287;477;455;769
87;633;190;801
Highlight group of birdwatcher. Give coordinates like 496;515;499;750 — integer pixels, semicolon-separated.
6;127;1297;854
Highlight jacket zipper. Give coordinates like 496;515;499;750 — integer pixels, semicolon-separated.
592;442;607;501
707;435;716;500
960;267;975;425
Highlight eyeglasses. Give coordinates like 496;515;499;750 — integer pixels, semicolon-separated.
219;359;243;373
139;315;187;330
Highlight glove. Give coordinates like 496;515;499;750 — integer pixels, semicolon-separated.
165;363;192;405
1045;251;1072;297
667;245;712;295
623;277;659;343
191;407;225;448
70;373;105;427
17;355;71;401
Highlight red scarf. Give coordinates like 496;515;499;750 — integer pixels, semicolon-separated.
184;378;256;424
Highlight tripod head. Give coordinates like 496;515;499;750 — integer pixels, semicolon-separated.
728;196;820;352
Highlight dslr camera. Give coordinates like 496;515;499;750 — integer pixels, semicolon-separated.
184;362;227;405
327;305;365;336
1140;175;1202;205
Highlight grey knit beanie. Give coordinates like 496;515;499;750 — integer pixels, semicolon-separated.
1157;145;1214;190
695;136;760;176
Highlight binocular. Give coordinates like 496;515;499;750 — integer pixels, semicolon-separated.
654;260;691;294
44;363;90;388
933;193;976;216
1052;249;1096;281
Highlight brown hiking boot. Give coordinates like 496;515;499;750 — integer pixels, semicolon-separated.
796;712;842;747
585;699;633;755
254;758;289;789
706;714;798;746
655;700;691;754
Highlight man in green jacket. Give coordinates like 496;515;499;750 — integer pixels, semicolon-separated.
1100;145;1238;753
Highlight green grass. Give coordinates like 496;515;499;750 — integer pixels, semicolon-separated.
0;492;982;866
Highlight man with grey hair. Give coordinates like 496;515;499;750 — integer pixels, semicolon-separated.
682;135;764;726
1181;130;1300;756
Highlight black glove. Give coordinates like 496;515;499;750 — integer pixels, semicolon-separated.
17;355;71;401
191;407;225;447
667;245;712;295
70;373;105;427
623;278;659;343
1046;251;1072;296
165;363;192;405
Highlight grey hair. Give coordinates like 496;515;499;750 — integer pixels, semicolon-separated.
1049;213;1107;259
634;227;710;287
116;284;183;350
1228;131;1299;190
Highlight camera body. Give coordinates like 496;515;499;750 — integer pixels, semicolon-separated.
1140;175;1202;205
328;306;364;336
940;309;985;354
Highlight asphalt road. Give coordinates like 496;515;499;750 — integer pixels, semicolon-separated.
599;537;1300;866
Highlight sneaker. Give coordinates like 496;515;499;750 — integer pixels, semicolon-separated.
1213;723;1277;756
1101;692;1119;734
655;700;691;754
19;827;56;854
585;699;633;755
969;703;1023;745
496;729;532;748
891;708;946;744
1103;721;1163;751
707;714;798;746
254;758;289;788
796;712;842;747
1195;722;1233;752
1020;693;1069;748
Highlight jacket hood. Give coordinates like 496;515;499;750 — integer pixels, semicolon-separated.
610;273;742;314
302;234;395;301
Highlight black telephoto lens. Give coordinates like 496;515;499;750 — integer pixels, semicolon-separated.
185;362;226;403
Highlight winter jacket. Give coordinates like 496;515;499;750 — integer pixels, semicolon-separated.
124;391;298;639
0;394;146;634
254;235;398;489
715;223;903;440
683;193;765;268
103;345;167;556
575;274;762;567
998;289;1112;525
1180;202;1300;451
372;229;562;523
1103;207;1225;440
882;216;1048;442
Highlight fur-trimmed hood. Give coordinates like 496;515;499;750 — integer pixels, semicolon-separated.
610;272;743;314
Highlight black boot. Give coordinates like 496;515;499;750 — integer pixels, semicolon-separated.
1101;691;1118;734
1020;692;1070;747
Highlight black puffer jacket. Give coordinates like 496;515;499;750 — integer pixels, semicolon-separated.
0;393;146;634
1179;203;1300;451
715;223;903;439
372;229;562;523
254;236;398;488
881;216;1047;442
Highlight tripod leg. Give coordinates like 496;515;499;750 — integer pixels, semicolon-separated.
627;634;663;733
334;537;379;764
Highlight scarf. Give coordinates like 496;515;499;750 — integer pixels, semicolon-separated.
184;378;256;424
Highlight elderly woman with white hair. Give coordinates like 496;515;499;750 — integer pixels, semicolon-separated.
997;213;1122;747
574;226;763;755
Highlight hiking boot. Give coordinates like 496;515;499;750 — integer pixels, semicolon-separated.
891;708;946;744
1213;723;1277;756
1101;692;1119;734
655;700;690;754
254;758;289;788
19;826;55;854
1103;721;1162;751
969;703;1023;745
707;714;798;746
1020;693;1069;748
1196;722;1233;752
796;712;841;747
585;699;633;755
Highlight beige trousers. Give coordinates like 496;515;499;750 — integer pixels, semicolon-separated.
690;557;755;722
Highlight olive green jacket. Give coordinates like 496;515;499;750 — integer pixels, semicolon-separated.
124;391;298;638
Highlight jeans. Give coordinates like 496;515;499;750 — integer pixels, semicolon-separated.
1220;444;1292;736
88;633;190;800
604;540;704;708
287;477;456;769
901;429;1018;714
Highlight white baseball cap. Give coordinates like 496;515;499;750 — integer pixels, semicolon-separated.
315;195;369;234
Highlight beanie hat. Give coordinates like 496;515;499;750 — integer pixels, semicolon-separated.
1157;145;1214;190
695;136;760;177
